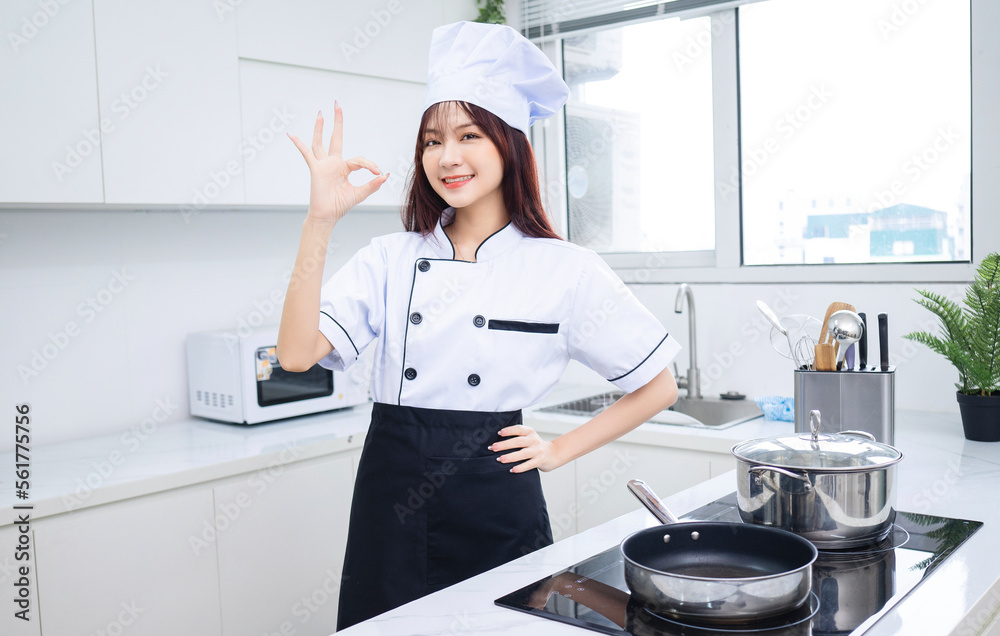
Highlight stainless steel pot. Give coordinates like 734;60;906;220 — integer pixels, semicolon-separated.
731;410;903;549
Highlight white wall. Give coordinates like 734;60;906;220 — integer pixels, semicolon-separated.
0;209;403;448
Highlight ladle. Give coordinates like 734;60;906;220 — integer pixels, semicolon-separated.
827;310;864;370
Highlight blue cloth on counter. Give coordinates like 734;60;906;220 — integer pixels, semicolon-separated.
755;396;795;421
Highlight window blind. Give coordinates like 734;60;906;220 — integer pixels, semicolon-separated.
522;0;761;41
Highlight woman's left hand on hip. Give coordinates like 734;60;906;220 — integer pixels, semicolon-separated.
491;425;558;473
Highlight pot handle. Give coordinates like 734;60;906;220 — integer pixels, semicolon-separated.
627;479;680;524
838;430;878;442
809;409;821;439
748;465;813;491
810;410;878;442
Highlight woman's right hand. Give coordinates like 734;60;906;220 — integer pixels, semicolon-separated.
287;102;389;223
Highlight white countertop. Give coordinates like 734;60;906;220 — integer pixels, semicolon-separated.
3;386;999;635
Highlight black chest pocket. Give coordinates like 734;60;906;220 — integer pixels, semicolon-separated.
487;319;560;334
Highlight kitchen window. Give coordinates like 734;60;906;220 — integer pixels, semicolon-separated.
562;18;715;254
525;0;978;277
739;0;971;266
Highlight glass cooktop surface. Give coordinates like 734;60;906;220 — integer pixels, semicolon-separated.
495;493;982;635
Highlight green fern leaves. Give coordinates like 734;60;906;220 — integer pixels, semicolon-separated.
904;253;1000;396
475;0;505;24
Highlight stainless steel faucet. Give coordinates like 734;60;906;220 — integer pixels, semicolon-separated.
673;283;701;399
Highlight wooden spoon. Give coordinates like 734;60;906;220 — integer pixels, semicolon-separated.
812;301;854;370
814;342;837;371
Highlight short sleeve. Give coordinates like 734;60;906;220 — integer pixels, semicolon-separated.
566;253;682;393
316;239;386;372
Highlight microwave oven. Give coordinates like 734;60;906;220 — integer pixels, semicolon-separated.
186;328;369;424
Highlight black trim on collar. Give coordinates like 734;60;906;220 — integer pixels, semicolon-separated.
488;319;560;334
320;311;359;357
474;222;512;260
441;224;457;260
414;257;474;266
608;334;669;382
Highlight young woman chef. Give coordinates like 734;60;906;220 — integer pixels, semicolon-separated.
278;20;681;630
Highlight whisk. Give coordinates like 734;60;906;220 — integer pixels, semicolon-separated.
769;315;822;369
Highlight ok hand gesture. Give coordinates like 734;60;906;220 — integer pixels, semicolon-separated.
287;102;389;224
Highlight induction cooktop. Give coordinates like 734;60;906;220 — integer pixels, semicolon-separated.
495;493;983;635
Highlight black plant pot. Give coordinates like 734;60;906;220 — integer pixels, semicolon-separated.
956;391;1000;442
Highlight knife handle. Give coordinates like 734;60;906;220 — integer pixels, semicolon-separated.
878;313;889;371
858;312;868;370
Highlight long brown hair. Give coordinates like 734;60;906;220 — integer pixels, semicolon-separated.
402;101;562;240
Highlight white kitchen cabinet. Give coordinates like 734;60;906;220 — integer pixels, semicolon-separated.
214;452;358;636
0;524;39;636
238;59;424;209
33;487;223;635
93;0;244;205
235;0;450;84
709;454;737;478
574;441;727;533
538;434;579;542
0;0;104;204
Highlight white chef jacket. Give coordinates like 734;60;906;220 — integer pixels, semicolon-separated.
317;208;681;412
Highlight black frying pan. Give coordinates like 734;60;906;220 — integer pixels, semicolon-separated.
622;480;817;624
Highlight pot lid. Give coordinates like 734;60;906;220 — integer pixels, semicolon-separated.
731;410;903;471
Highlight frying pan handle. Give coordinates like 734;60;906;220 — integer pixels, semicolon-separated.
748;465;813;491
627;479;680;524
839;430;877;442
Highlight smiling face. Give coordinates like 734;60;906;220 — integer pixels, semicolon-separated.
421;102;505;213
403;101;562;241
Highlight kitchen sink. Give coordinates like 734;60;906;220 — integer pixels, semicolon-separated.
653;396;763;428
538;392;763;429
538;392;625;417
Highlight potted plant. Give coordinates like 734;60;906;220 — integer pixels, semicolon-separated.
904;252;1000;441
475;0;505;24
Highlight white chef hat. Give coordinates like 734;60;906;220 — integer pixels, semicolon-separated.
422;21;570;135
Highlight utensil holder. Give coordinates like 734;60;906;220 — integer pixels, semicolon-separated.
793;367;895;443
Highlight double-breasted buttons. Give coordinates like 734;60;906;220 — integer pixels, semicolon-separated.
467;373;481;386
473;315;486;328
404;368;417;380
417;260;431;272
409;312;423;324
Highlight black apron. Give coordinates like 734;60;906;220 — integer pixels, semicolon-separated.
336;402;553;630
